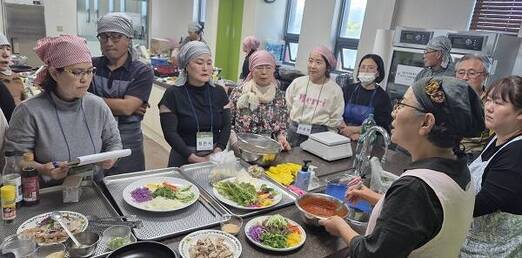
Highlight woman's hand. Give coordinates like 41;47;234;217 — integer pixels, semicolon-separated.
319;216;359;245
188;153;209;163
278;134;291;151
213;147;223;154
346;183;382;206
97;159;117;170
39;162;70;180
349;133;360;141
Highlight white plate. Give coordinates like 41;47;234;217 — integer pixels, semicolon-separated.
244;215;306;252
212;177;283;210
178;229;242;258
16;211;88;246
122;177;200;212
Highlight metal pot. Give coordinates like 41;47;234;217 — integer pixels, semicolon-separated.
236;133;282;167
295;193;349;226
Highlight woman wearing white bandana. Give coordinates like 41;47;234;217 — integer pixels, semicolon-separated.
229;50;291;151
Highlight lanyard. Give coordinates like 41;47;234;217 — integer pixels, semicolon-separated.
48;93;96;161
184;85;213;132
299;78;325;124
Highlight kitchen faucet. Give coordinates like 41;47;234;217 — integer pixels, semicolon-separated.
353;126;391;183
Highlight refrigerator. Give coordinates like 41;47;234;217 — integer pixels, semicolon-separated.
2;1;46;67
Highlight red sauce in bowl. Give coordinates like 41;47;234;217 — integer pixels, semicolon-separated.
299;196;347;217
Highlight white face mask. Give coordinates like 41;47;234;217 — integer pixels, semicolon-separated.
358;72;376;84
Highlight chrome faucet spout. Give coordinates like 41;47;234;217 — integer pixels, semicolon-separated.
353;126;391;179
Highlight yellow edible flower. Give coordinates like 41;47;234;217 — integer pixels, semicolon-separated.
287;232;301;247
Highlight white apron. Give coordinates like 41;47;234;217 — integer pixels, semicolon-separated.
461;135;522;258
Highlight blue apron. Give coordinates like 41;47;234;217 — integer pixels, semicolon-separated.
343;85;377;125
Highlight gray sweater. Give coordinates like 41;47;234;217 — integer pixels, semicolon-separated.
5;91;122;172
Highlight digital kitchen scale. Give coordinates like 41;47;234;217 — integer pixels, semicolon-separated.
300;131;353;161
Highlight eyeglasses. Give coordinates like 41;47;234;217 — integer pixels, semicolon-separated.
456;69;485;79
62;67;96;79
96;33;126;43
423;49;439;55
393;99;426;113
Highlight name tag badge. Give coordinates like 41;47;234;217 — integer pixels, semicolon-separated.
296;123;312;136
196;132;214;151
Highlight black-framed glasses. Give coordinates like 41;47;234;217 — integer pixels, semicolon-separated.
62;67;96;79
393;99;427;113
456;69;486;78
96;33;126;43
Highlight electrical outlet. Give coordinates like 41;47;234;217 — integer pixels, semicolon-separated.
56;26;64;32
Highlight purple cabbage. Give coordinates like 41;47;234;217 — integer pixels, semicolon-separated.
248;224;266;242
131;187;153;203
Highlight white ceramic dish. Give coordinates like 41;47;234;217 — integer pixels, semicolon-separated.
212;177;282;210
16;211;88;246
244;215;306;252
122;177;200;212
178;229;242;258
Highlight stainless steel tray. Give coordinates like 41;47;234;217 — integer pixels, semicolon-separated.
102;168;226;241
0;181;121;258
180;162;296;218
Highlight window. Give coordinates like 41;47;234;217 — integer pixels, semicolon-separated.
335;0;367;71
470;0;522;36
77;0;149;45
198;0;206;25
283;0;306;64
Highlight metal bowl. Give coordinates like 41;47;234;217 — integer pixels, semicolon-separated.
236;133;282;167
295;193;349;226
64;232;100;258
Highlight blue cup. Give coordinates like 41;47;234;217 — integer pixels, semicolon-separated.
325;180;348;201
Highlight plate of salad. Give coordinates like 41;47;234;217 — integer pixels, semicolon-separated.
245;214;306;251
122;177;200;212
212;177;282;210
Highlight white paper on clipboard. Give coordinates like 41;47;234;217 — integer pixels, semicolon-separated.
71;149;131;166
394;64;424;86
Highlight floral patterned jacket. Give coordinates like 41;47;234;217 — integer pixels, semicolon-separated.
229;85;288;138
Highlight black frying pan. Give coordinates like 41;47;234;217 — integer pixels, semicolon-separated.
107;241;177;258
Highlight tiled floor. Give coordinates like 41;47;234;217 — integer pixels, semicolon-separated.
144;135;169;170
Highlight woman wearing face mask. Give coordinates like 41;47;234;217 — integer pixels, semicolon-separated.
285;46;344;147
339;54;392;141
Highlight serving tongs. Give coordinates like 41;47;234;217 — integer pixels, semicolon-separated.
86;215;143;229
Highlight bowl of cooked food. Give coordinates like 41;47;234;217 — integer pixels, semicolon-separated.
236;133;282;167
295;193;349;226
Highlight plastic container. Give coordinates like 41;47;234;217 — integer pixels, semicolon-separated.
2;152;23;207
150;57;169;66
1;185;16;223
294;160;312;191
63;175;83;203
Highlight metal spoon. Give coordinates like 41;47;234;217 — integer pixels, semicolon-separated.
50;211;81;247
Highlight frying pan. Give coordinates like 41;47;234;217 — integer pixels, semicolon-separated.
107;241;177;258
